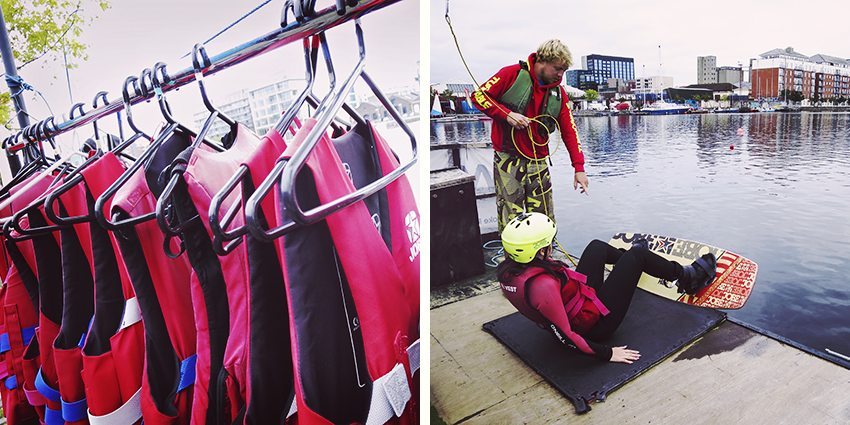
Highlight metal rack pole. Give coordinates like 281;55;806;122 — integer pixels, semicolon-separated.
36;0;400;140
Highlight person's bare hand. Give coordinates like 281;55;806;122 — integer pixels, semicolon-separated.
506;112;530;129
610;345;640;364
574;171;589;194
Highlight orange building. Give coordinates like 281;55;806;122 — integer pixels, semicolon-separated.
749;48;850;101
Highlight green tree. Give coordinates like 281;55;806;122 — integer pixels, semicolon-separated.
440;88;454;99
0;0;110;125
584;89;599;102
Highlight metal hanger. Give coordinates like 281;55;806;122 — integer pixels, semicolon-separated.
43;77;154;226
154;43;237;239
93;67;182;231
277;20;415;233
210;28;364;250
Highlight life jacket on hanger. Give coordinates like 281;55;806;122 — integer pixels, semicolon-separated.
167;123;260;425
0;176;47;425
49;182;96;425
500;265;609;334
273;118;420;425
78;152;145;425
109;129;197;425
25;206;65;425
239;123;298;424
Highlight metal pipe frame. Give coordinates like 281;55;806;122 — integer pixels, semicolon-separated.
8;0;400;145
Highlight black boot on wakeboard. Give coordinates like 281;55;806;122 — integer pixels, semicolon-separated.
676;253;717;295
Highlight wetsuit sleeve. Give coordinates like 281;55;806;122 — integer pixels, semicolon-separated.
558;91;586;173
471;66;514;122
527;274;611;361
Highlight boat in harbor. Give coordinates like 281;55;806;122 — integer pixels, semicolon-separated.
638;99;691;115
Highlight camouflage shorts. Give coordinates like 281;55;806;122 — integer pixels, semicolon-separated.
493;151;554;233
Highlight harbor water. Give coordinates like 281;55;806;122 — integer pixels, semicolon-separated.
431;113;850;367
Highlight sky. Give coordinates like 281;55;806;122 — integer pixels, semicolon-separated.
430;0;850;88
3;0;419;145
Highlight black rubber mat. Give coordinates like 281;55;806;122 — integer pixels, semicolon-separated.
483;289;726;414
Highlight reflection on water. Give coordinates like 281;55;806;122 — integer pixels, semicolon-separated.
432;113;850;366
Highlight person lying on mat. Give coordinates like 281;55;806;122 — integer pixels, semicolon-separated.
496;212;717;364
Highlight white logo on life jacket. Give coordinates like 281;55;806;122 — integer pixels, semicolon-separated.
501;284;517;293
343;163;353;182
372;213;381;231
405;210;420;262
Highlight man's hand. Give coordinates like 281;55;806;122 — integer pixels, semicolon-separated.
506;112;531;129
574;171;589;194
610;345;640;364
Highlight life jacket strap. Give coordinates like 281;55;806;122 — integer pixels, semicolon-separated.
177;354;197;392
4;374;17;389
87;388;142;425
364;338;421;425
25;385;47;406
0;325;37;353
35;367;61;402
45;406;64;425
62;396;89;423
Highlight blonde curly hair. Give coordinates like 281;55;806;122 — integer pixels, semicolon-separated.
536;39;572;69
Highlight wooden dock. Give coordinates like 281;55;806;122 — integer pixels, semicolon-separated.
431;277;850;424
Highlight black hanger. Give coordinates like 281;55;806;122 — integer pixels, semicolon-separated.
242;22;380;241
277;20;416;230
43;77;152;226
93;67;182;231
3;119;75;240
209;29;361;249
208;35;319;254
154;43;236;239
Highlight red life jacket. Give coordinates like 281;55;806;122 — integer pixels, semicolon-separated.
25;207;66;425
110;131;197;425
500;264;610;334
79;153;145;425
241;124;298;424
273;119;420;424
0;175;47;425
176;124;262;425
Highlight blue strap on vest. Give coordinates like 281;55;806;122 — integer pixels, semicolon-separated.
45;406;64;425
0;326;37;353
5;375;17;390
61;396;89;423
35;367;61;402
177;354;197;392
78;317;94;348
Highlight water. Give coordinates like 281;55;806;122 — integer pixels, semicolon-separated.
432;113;850;367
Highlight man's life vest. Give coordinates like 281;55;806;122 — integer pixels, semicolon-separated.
498;61;562;151
500;264;609;334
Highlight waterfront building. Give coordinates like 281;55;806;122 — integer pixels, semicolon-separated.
248;78;305;136
750;47;850;100
565;69;596;90
717;66;743;86
192;91;255;142
581;54;635;85
697;56;718;84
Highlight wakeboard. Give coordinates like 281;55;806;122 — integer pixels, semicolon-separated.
607;232;757;309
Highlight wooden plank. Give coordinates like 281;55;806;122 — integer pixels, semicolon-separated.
431;288;850;424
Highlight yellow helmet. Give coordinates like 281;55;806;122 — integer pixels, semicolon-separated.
501;212;557;264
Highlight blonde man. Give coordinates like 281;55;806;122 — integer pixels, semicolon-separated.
473;39;589;233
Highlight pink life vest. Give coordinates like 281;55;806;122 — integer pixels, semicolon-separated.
500;264;610;334
273;119;420;425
